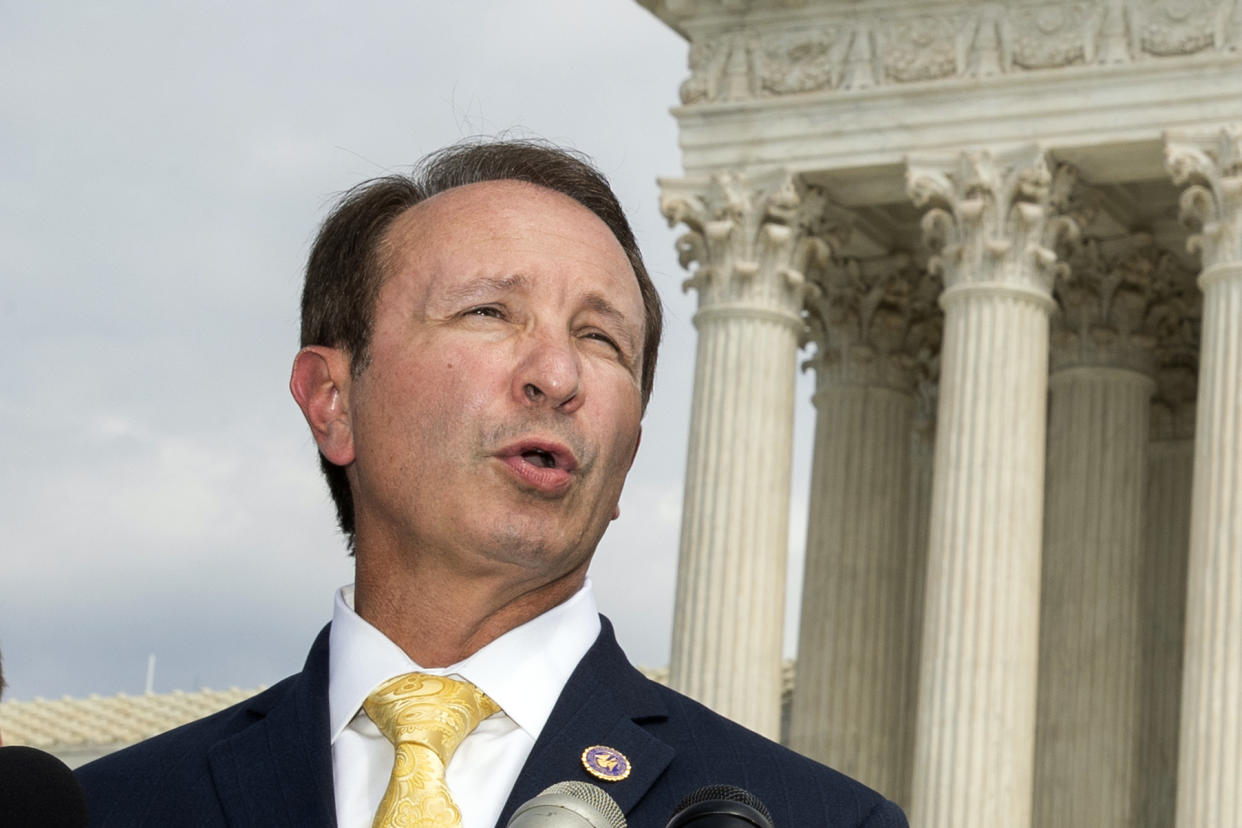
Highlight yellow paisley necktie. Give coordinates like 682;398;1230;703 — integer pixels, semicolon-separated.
363;673;500;828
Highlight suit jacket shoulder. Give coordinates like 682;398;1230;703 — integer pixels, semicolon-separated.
75;618;906;828
501;617;908;827
643;681;907;826
75;626;335;828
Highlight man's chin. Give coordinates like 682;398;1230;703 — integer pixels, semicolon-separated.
479;526;593;576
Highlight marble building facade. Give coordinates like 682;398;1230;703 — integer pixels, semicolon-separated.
639;1;1242;825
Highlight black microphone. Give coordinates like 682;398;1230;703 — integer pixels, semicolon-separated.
0;745;89;827
507;779;627;827
665;784;774;828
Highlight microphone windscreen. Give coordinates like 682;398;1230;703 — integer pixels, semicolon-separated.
0;745;88;827
666;784;774;828
507;779;626;827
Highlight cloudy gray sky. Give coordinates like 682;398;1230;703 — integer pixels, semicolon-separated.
0;0;817;701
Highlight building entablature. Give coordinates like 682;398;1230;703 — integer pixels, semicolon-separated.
642;0;1242;253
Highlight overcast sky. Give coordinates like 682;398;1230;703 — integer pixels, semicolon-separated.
0;0;818;701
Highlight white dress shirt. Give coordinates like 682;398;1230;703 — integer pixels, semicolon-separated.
328;579;601;828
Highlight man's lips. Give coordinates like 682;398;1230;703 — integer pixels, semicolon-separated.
495;440;578;494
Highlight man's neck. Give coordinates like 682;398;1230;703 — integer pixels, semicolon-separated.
351;551;589;667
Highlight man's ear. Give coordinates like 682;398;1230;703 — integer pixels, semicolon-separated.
290;346;356;467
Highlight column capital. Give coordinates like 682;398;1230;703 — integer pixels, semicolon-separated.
1165;127;1242;272
906;148;1083;303
1051;234;1191;375
804;253;942;392
1152;359;1198;441
1148;252;1201;441
660;170;844;323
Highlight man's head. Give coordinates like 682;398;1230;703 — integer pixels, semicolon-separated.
294;140;662;559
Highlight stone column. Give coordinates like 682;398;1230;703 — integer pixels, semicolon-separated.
790;254;940;804
1166;128;1242;828
662;170;834;739
1138;260;1198;828
1033;235;1162;828
901;358;938;798
906;149;1078;828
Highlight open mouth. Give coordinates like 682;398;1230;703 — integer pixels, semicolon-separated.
497;439;578;494
522;448;557;469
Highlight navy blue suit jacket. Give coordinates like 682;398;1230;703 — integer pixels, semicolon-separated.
77;618;907;826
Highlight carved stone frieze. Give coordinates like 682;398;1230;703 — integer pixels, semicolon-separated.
1137;0;1227;56
660;171;844;316
1095;0;1134;63
758;27;848;95
878;14;966;83
803;254;943;390
1166;127;1242;269
1051;233;1197;374
667;0;1240;104
1008;3;1094;69
680;37;734;103
907;149;1080;299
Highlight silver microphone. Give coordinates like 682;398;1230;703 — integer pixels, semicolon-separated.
506;780;627;827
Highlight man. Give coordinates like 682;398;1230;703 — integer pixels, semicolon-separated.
76;140;907;827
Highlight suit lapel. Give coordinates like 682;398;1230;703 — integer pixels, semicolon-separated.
208;626;337;827
196;619;671;826
497;618;674;824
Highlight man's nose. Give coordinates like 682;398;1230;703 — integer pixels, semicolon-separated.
513;332;583;412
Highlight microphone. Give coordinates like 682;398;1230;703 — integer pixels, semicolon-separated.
665;784;774;828
507;780;627;827
0;745;89;827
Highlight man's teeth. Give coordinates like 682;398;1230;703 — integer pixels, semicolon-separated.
523;449;556;468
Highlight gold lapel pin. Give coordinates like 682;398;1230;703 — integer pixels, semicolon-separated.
581;745;631;782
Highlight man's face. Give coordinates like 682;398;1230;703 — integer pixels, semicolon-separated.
341;180;644;588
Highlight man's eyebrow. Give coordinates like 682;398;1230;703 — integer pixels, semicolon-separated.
438;274;530;305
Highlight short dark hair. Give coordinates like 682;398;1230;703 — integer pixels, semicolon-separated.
300;139;663;547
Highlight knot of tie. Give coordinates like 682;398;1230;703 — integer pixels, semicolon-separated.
363;673;500;828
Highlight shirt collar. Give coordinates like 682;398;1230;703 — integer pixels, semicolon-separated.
328;579;600;744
